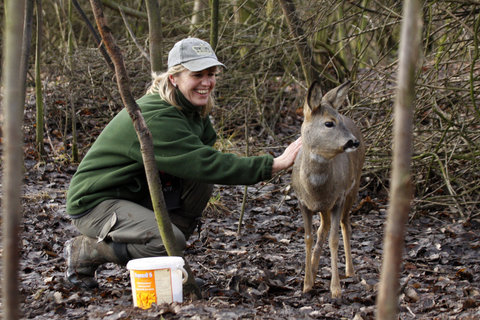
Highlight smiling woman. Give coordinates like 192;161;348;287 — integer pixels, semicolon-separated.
147;37;225;117
170;67;217;108
64;37;301;289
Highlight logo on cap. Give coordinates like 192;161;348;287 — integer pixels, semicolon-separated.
192;44;213;56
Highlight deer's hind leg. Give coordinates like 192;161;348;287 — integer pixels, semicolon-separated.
300;203;315;293
341;209;354;277
329;206;342;298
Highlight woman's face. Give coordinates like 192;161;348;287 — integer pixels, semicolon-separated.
170;67;217;107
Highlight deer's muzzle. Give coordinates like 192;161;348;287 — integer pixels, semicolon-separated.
343;139;360;151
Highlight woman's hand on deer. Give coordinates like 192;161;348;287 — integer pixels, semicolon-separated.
272;137;302;174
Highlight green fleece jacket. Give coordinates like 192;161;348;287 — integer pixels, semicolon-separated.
66;92;273;217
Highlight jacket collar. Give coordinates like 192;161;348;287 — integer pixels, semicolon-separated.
175;88;201;117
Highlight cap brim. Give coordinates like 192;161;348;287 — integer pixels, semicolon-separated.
182;58;226;72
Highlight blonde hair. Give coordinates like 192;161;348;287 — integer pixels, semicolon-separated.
147;65;216;117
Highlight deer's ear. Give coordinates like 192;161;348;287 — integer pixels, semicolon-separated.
323;80;351;110
306;81;323;112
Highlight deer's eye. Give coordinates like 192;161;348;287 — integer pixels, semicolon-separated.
325;121;335;128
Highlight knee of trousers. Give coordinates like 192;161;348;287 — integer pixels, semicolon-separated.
126;227;186;259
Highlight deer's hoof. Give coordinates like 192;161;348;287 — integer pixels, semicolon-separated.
303;283;313;293
346;270;355;278
331;287;342;298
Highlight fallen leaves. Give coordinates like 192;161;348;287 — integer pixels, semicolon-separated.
13;105;480;319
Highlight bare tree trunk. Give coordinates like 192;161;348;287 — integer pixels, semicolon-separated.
376;1;422;319
67;0;76;57
34;0;45;155
145;0;163;72
278;0;317;86
20;0;34;87
67;0;79;162
2;1;27;319
233;0;252;58
210;0;219;50
88;0;201;299
191;0;205;30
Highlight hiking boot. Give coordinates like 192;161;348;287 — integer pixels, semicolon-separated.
195;277;206;288
65;235;129;289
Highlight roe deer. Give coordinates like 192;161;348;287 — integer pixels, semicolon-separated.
292;80;365;298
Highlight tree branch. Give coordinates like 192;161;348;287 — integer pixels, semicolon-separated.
89;0;201;299
72;0;114;71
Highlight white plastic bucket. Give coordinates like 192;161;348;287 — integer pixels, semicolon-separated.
126;256;188;309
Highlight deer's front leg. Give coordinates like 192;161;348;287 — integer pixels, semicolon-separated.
329;207;342;298
300;204;314;293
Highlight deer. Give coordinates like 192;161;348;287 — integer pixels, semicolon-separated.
291;80;365;298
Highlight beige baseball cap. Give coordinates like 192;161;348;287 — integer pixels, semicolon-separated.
168;37;225;71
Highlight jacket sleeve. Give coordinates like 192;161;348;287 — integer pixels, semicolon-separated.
131;109;273;185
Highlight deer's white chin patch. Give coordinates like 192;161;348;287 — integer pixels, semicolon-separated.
309;152;327;163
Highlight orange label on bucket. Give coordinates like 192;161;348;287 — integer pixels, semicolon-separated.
131;269;173;309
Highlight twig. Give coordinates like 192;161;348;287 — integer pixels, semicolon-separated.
72;0;114;71
100;0;147;19
237;84;251;236
118;7;150;63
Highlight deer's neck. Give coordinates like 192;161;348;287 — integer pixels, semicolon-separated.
300;148;333;188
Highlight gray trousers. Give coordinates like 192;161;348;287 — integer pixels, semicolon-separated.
72;180;213;260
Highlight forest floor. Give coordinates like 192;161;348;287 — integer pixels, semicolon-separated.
4;99;480;320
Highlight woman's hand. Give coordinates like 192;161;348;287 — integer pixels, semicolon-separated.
272;137;302;174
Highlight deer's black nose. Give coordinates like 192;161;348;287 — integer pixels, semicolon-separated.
344;139;360;150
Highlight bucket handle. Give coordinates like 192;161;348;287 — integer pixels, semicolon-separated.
180;267;188;284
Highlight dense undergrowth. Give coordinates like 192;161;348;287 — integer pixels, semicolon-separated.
32;0;479;221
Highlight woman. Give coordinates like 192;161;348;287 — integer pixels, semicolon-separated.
65;37;301;289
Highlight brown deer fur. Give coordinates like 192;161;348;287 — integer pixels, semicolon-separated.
292;81;365;298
